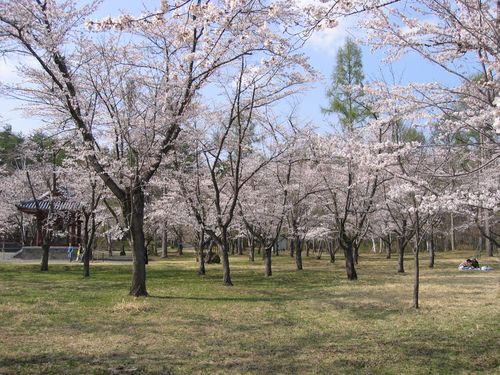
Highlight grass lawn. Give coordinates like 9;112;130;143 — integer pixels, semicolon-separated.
0;249;498;374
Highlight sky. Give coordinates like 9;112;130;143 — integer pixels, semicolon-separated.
0;0;460;136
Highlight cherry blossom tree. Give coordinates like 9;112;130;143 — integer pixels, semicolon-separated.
362;0;499;257
172;57;308;284
58;141;108;277
238;155;291;277
0;0;316;295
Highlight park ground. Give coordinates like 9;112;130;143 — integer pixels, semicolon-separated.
0;249;498;374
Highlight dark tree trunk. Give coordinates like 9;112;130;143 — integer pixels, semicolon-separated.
343;241;357;280
83;247;91;277
484;210;493;256
161;225;168;258
398;238;406;273
128;189;148;297
237;237;243;255
40;242;49;272
197;234;205;276
249;237;255;262
153;234;158;256
264;246;272;277
450;213;455;251
316;240;323;260
413;213;421;309
329;240;336;263
353;243;359;265
198;249;206;275
386;235;392;259
220;239;233;286
428;234;435;269
206;245;214;263
413;243;420;309
177;241;183;256
295;238;303;271
83;214;96;277
107;236;113;257
290;239;295;258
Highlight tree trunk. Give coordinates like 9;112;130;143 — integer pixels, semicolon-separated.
107;235;113;256
413;241;420;309
316;240;324;260
237;237;243;255
206;245;214;263
40;242;49;272
343;240;357;280
128;189;148;297
450;213;455;251
290;238;295;258
220;239;233;286
83;246;91;277
264;246;272;277
197;234;205;275
386;235;392;259
485;213;493;256
249;237;255;262
329;240;336;263
83;213;92;278
413;214;421;309
161;225;168;258
428;234;435;269
398;237;405;273
230;239;235;255
295;238;303;271
353;243;359;265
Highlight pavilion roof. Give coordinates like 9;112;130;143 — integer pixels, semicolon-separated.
16;188;84;215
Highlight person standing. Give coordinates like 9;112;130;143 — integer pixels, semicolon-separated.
76;244;82;262
67;244;74;262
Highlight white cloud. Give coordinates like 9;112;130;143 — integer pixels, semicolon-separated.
0;58;21;83
306;15;366;57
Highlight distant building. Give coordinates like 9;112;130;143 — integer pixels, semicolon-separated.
16;187;83;246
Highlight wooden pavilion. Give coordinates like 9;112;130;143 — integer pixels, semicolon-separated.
16;188;84;246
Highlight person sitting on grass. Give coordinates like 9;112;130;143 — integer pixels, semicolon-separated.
459;258;480;270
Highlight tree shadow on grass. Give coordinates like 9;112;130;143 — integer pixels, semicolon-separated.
147;294;295;303
0;352;173;375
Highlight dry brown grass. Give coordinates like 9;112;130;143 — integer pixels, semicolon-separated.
0;249;498;374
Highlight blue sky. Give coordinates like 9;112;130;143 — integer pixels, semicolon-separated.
0;1;460;135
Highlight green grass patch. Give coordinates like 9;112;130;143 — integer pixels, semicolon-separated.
0;250;498;374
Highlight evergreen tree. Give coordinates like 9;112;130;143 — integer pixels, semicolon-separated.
0;125;24;170
323;38;366;132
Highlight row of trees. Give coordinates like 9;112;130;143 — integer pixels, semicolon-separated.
0;1;497;308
